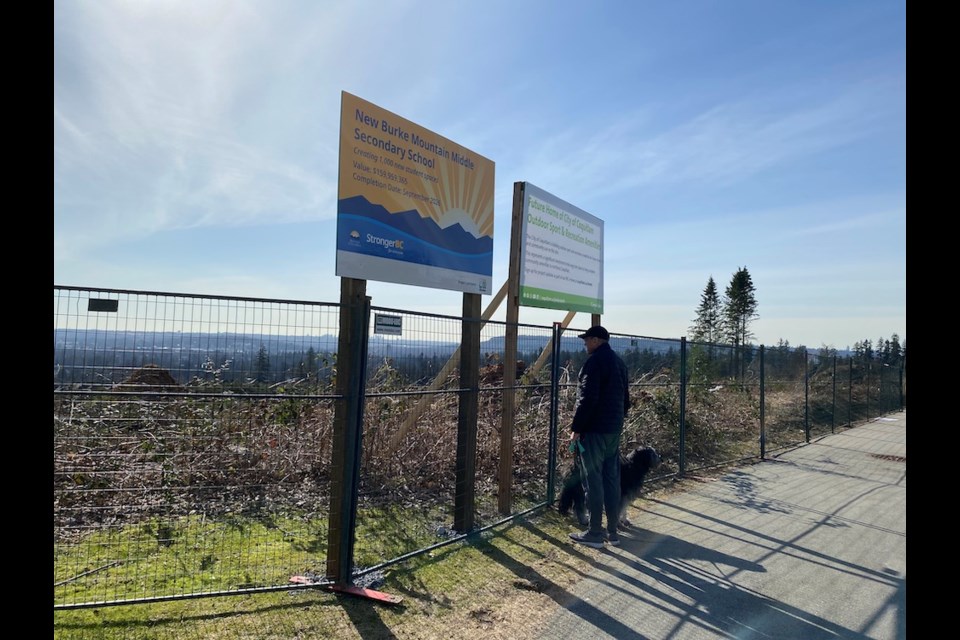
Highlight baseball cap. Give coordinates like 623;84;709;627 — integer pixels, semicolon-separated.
578;326;610;340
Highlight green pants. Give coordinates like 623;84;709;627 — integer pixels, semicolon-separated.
578;431;622;534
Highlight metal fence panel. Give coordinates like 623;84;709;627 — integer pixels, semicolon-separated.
54;286;904;609
54;287;339;608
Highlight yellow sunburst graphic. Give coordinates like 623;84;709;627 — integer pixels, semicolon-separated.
338;91;495;240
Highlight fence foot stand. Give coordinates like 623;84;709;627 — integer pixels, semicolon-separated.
326;582;403;605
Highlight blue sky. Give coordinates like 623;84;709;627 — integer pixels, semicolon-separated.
54;0;905;351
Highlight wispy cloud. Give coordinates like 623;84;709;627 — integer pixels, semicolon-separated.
783;209;904;238
55;8;366;273
511;74;901;207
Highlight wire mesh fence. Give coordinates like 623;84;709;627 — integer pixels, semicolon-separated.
54;287;341;608
54;285;904;609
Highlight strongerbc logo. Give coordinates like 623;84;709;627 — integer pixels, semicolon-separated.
366;233;404;252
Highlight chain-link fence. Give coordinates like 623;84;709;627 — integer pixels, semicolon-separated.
54;286;904;609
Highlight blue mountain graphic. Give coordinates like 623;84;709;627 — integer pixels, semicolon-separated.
339;195;492;255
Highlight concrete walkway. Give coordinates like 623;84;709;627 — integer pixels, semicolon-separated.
537;411;906;639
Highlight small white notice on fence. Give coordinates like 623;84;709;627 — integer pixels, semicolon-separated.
374;314;402;335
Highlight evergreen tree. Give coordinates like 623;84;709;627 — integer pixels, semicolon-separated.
255;344;270;383
689;276;722;344
721;267;758;383
854;338;874;361
887;333;903;365
722;266;759;348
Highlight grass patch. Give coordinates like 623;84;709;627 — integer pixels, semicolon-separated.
53;506;596;640
54;497;513;610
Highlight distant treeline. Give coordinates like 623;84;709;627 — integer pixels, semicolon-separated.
52;329;903;390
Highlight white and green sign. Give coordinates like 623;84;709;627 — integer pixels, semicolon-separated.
518;182;603;313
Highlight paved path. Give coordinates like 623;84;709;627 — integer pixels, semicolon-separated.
537;411;906;639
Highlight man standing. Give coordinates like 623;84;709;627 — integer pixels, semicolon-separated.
568;325;631;548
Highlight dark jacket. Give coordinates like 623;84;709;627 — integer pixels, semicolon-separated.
570;342;631;434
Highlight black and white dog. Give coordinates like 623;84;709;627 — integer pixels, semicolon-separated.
558;445;661;528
